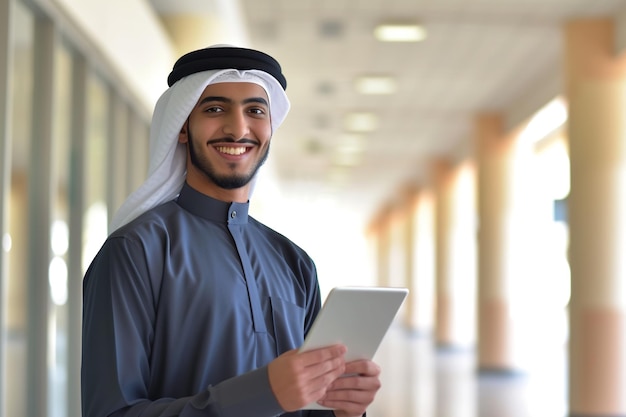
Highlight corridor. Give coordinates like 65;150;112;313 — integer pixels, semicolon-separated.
369;322;568;417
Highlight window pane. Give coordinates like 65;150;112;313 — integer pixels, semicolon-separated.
6;2;34;416
128;112;149;192
82;73;109;272
48;40;73;417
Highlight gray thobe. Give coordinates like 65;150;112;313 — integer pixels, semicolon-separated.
81;182;336;417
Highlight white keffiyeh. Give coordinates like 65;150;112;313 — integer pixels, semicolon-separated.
109;69;290;232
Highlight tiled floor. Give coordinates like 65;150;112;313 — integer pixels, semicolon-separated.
368;325;568;417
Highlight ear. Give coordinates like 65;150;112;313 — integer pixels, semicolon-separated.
178;120;189;144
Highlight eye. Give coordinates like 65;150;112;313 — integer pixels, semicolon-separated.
203;106;224;113
247;105;269;118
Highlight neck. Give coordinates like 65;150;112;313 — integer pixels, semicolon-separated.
185;176;251;203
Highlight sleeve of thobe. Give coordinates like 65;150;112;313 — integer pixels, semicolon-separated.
81;236;285;417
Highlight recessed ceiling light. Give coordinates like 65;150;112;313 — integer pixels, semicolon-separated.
333;134;365;166
337;134;365;154
374;23;427;42
344;112;378;132
355;76;397;95
319;20;343;38
317;81;335;96
304;137;324;155
333;153;362;167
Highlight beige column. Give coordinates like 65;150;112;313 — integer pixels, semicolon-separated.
565;19;626;415
387;203;409;289
386;201;412;326
434;162;453;346
369;206;392;288
475;114;535;372
435;160;477;349
404;186;435;333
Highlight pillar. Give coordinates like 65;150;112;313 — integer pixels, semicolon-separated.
0;0;12;412
404;186;435;334
435;160;477;349
565;19;626;415
475;114;536;373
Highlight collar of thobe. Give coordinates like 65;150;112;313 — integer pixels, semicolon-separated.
176;182;249;225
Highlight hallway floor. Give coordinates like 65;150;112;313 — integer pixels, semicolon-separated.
367;325;568;417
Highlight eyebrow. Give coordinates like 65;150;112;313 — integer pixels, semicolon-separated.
197;96;269;107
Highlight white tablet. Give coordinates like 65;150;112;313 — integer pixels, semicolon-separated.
299;286;408;410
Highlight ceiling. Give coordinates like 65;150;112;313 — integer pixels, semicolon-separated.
153;0;626;223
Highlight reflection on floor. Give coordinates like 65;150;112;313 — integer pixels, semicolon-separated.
368;325;568;417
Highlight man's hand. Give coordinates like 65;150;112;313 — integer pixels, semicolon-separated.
317;359;382;417
268;344;347;411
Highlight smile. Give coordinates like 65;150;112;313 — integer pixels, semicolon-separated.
216;146;248;156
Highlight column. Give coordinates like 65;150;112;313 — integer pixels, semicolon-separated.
406;187;436;334
565;18;626;415
0;0;12;415
27;17;55;417
475;114;535;373
386;202;411;326
66;54;88;417
375;206;392;288
435;160;477;349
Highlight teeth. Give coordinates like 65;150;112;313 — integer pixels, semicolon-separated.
216;146;247;155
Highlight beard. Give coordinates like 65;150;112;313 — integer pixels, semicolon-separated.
187;129;270;190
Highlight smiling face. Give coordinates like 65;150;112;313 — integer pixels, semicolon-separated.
179;82;273;201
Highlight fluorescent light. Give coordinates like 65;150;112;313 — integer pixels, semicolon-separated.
333;153;362;167
344;112;378;132
374;24;427;42
355;76;397;95
336;134;365;153
333;134;365;167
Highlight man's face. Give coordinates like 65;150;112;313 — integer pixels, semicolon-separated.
180;82;272;191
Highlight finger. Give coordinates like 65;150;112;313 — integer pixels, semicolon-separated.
343;359;381;377
322;387;375;403
299;344;347;366
320;379;380;408
328;374;381;391
293;360;348;407
318;388;374;416
303;354;346;383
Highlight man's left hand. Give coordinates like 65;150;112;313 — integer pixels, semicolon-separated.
316;359;381;417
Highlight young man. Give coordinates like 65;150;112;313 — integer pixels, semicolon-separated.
81;45;381;417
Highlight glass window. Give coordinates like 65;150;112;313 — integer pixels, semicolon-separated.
109;96;129;218
48;40;73;417
127;112;149;193
82;73;109;272
5;2;34;416
2;4;154;417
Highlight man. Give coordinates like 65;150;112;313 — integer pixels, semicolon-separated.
81;45;381;417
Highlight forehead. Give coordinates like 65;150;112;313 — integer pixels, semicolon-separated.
199;82;269;100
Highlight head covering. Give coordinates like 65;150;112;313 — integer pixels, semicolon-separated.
109;45;290;232
167;46;287;89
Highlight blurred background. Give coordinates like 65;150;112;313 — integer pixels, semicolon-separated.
1;0;626;416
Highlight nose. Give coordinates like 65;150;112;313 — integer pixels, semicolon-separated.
222;110;250;140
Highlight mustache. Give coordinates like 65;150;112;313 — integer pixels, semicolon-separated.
206;137;259;146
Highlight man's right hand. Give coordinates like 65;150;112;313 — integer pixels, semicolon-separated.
267;344;347;411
